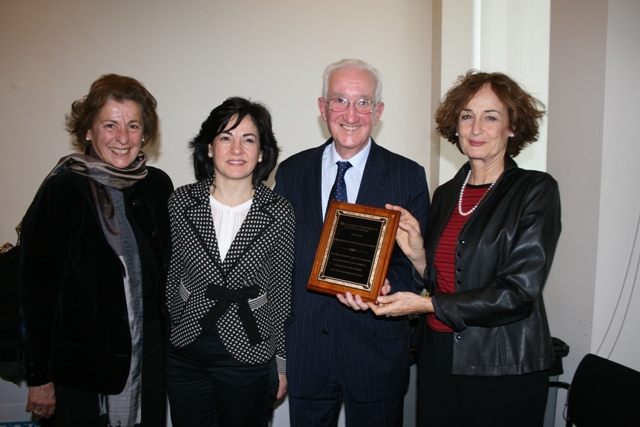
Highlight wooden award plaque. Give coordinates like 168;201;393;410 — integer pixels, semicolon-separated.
307;201;399;302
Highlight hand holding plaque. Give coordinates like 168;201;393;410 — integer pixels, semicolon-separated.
307;201;399;302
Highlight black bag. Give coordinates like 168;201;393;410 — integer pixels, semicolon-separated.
0;243;24;384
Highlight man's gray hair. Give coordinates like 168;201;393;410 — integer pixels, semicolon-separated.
321;58;383;104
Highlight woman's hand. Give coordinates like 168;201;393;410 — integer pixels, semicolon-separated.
26;382;56;419
367;291;434;317
386;204;427;273
276;374;288;400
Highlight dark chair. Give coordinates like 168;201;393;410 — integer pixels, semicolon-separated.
550;353;640;427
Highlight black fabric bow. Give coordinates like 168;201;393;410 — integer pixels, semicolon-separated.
199;285;262;345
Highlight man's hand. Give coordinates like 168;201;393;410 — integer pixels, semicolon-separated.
337;280;392;311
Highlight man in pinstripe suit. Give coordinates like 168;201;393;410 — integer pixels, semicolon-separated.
274;59;430;426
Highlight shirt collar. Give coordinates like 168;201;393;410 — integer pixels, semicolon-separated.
326;137;371;176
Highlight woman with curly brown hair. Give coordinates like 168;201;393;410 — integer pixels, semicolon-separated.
369;71;561;426
19;74;172;426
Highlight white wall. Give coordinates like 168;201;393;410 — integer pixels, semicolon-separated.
592;0;640;370
438;0;550;185
546;0;640;425
547;0;640;367
0;0;432;424
0;0;433;241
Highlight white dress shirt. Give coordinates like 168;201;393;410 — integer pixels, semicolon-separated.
321;139;372;218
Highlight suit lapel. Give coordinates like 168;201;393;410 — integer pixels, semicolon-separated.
302;142;328;238
357;140;388;206
184;178;222;267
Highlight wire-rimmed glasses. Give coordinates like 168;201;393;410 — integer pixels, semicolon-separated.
324;97;377;114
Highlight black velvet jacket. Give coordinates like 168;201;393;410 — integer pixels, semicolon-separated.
19;167;173;393
424;157;561;376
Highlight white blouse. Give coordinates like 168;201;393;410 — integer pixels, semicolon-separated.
209;195;252;261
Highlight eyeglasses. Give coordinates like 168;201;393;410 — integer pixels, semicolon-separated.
325;97;377;114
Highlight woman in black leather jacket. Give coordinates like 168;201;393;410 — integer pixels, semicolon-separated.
369;70;561;427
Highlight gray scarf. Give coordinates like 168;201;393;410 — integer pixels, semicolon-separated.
44;147;148;425
44;146;147;245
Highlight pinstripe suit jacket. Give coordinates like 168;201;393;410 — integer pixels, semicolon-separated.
166;178;295;374
274;139;429;401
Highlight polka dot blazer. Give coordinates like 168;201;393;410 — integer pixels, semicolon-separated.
166;178;295;374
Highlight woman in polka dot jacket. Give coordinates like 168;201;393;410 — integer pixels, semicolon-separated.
165;97;295;427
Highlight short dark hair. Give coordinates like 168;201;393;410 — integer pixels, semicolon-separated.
435;70;546;157
65;74;159;151
190;97;280;185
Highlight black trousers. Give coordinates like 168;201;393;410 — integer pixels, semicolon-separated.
417;327;549;427
166;330;277;427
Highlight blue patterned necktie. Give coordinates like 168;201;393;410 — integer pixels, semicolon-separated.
328;161;352;204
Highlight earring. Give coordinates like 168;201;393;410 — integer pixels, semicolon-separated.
86;137;91;142
142;137;145;142
258;157;263;163
208;153;213;158
509;134;514;138
455;132;459;137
